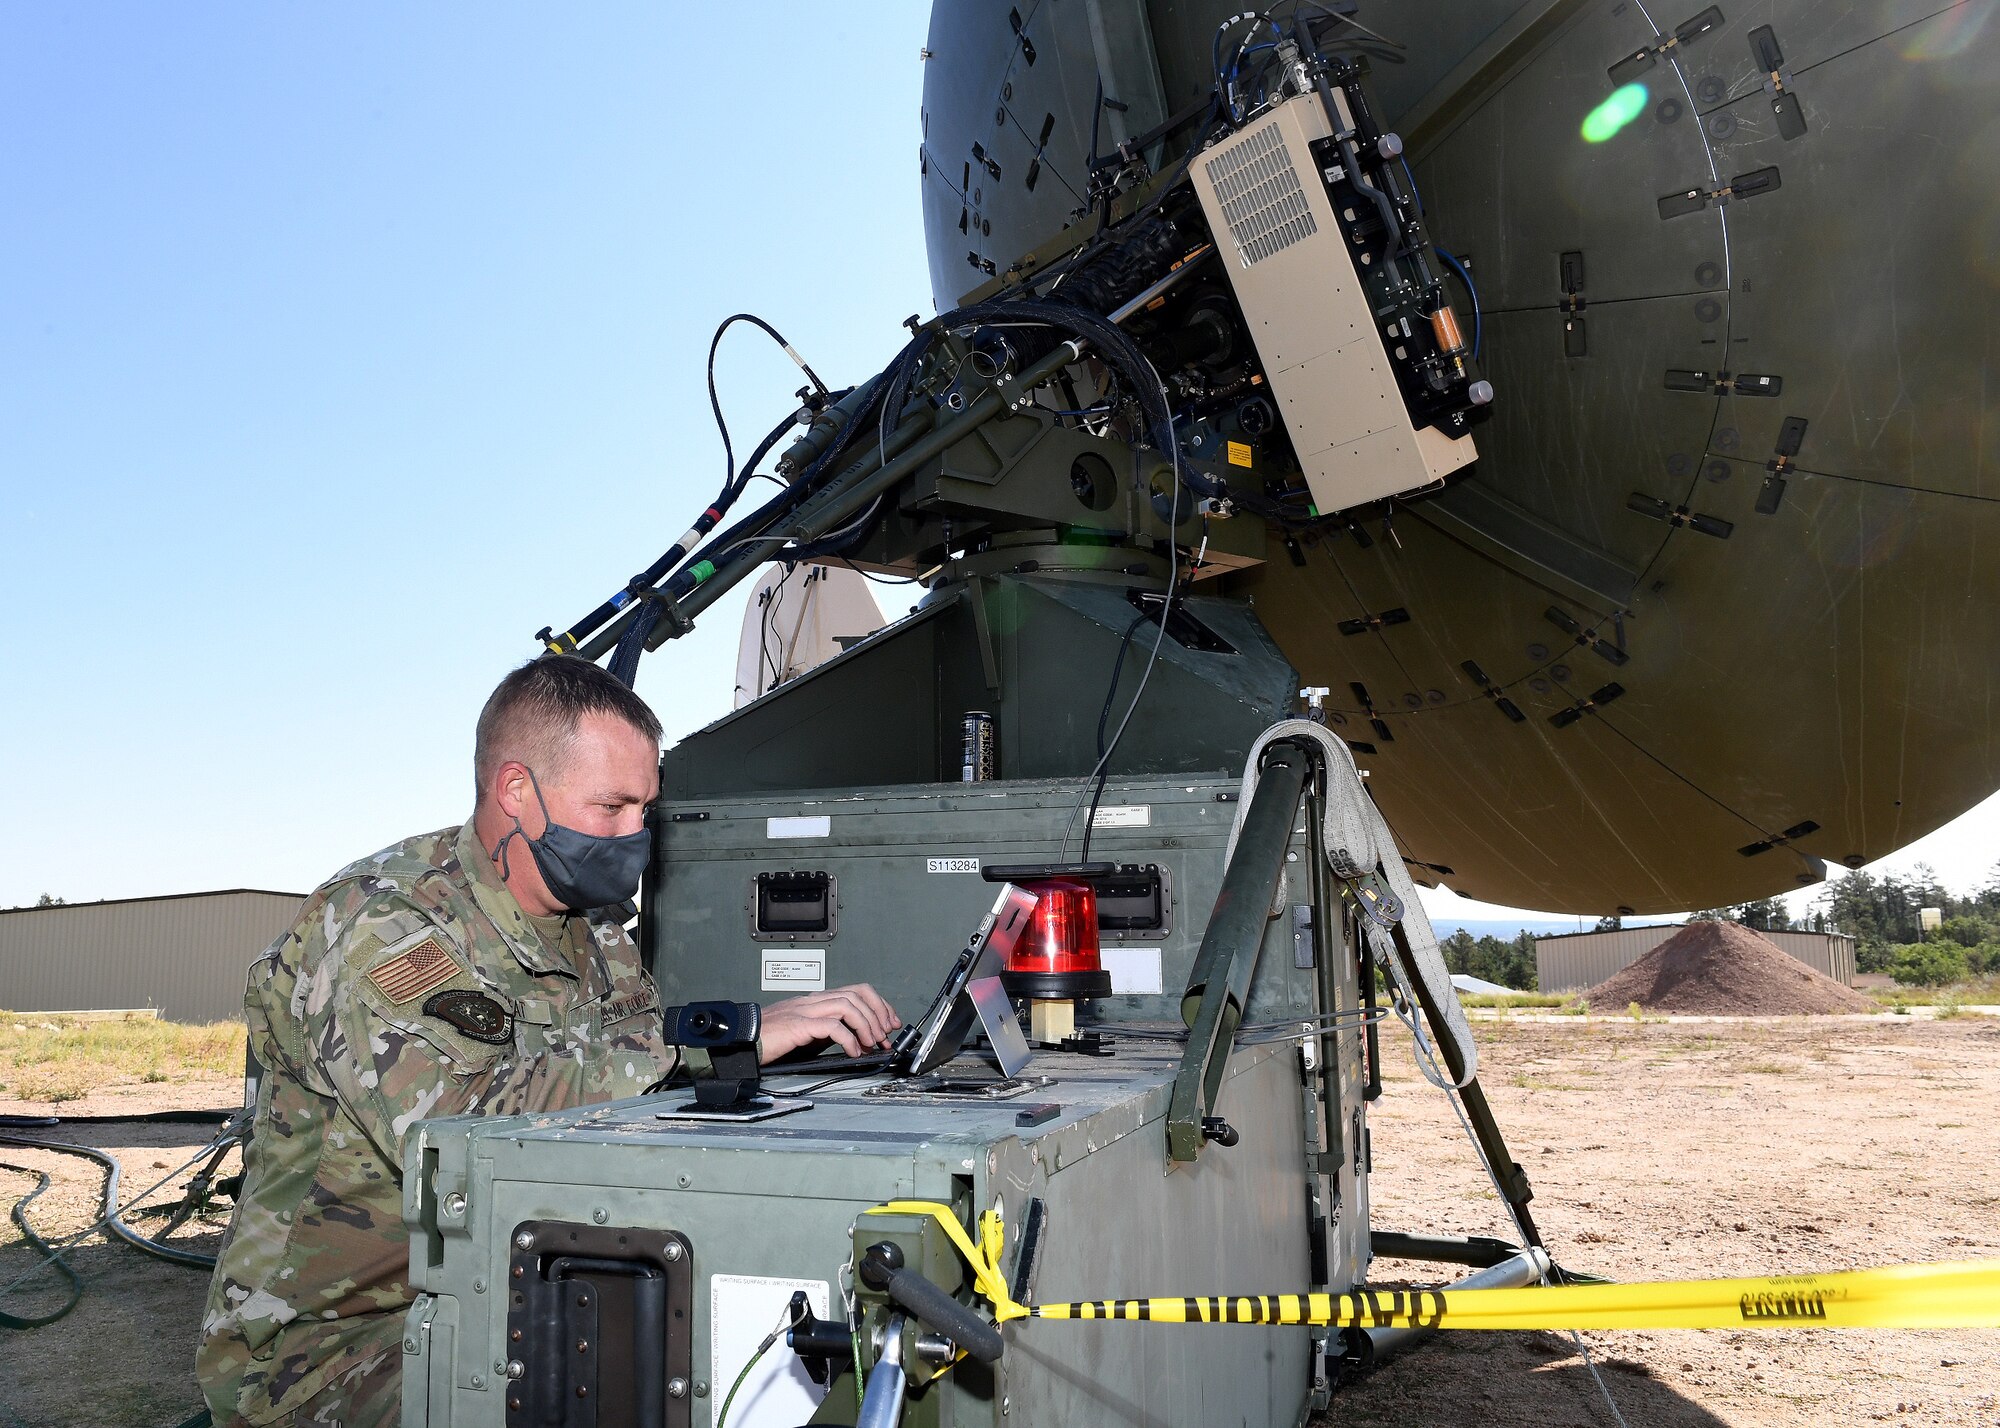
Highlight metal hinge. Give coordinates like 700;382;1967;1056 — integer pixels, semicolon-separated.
1659;166;1782;219
1607;5;1725;84
1757;415;1807;514
1664;367;1784;397
1548;681;1627;730
1749;26;1808;140
1627;492;1733;539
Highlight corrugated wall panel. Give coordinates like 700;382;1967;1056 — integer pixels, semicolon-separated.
1535;927;1675;993
1535;927;1860;994
0;892;304;1023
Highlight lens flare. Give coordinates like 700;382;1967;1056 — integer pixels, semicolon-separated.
1903;0;1995;60
1581;83;1648;142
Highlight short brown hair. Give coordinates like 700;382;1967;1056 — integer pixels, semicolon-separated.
474;656;664;801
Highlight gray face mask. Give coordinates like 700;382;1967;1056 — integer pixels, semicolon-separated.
494;768;651;913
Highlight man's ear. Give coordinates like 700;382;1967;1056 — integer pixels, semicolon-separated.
494;761;535;827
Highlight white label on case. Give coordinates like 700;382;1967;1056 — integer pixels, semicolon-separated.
761;950;826;992
766;815;831;839
711;1275;830;1428
1100;946;1164;996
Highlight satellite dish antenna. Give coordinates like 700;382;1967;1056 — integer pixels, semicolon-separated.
733;564;886;709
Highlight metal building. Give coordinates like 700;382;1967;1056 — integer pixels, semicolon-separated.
0;890;303;1024
1535;925;1857;995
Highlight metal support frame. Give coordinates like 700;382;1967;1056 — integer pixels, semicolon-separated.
1306;779;1345;1177
666;341;1087;641
1168;741;1312;1161
575;336;1086;662
1387;921;1542;1248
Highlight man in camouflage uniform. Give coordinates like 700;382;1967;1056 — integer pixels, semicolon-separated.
197;657;898;1426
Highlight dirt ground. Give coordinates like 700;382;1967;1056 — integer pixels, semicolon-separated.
2;1018;1997;1427
0;1078;241;1428
1338;1014;2000;1428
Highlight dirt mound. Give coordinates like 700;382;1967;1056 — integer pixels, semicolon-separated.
1585;920;1873;1015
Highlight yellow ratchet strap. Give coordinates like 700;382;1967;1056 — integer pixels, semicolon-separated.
861;1200;1029;1322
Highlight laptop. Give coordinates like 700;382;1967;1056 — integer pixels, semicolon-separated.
894;882;1038;1076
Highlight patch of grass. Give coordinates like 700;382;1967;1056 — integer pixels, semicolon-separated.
1741;1061;1797;1075
1868;974;2000;1007
0;1009;243;1102
1457;991;1567;1008
1933;993;1967;1020
1554;997;1591;1017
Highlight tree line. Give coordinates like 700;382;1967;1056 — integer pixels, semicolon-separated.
1438;860;2000;993
1436;929;1539;991
1694;861;2000;987
1813;862;2000;986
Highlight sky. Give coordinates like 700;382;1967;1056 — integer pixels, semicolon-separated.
0;4;934;907
3;5;1996;928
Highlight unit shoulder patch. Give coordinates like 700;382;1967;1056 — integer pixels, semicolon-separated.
364;936;465;1005
421;988;513;1045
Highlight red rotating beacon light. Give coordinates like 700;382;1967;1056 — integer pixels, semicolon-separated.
998;878;1113;1002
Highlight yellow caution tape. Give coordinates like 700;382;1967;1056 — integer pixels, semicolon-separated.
1022;1259;2000;1330
865;1202;2000;1332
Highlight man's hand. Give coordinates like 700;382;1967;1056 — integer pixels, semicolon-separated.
758;984;902;1062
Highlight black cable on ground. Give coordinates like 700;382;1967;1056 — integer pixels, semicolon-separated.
0;1134;221;1271
0;1163;84;1329
0;1110;234;1129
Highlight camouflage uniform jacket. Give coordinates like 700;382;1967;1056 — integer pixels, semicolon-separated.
197;821;669;1425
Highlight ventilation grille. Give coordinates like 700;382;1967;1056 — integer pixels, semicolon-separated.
1205;123;1317;265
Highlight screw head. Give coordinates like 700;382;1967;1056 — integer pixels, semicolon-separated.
442;1192;466;1217
404;1339;418;1353
514;1230;534;1250
471;1374;486;1390
668;1378;689;1400
506;1360;525;1379
664;1241;684;1262
677;1173;692;1188
592;1207;608;1224
473;1278;486;1294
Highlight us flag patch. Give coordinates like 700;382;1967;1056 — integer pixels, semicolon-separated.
366;937;464;1004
